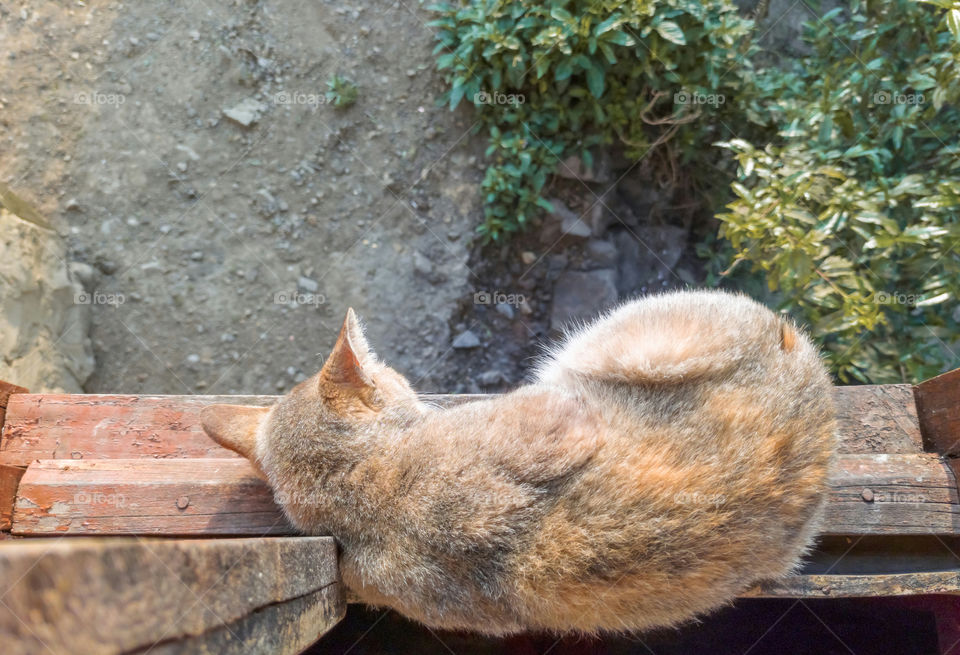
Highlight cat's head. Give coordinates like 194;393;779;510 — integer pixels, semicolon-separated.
200;308;420;478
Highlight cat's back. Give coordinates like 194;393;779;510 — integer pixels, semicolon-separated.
509;290;836;632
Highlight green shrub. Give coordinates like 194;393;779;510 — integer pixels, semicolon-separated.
715;0;960;383
428;0;755;241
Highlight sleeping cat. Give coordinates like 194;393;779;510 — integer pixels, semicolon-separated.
201;289;836;635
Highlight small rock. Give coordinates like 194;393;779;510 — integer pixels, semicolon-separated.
190;251;204;261
520;251;537;266
547;198;590;240
550;270;619;331
478;369;504;387
223;98;268;127
186;353;200;364
452;330;481;349
413;251;433;276
614;226;688;296
861;488;875;502
94;259;119;275
68;262;97;289
589;203;612;236
298;276;319;293
495;302;515;319
586;239;618;268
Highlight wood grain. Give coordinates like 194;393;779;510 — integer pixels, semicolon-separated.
12;459;294;536
833;384;923;454
11;454;960;537
0;536;343;655
145;584;343;655
0;387;925;469
825;454;960;535
0;380;28;432
0;463;25;531
914;367;960;456
743;570;960;598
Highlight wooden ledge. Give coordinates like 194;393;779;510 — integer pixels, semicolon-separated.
0;536;343;655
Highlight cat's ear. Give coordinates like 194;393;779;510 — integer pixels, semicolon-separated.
200;404;270;460
320;308;374;390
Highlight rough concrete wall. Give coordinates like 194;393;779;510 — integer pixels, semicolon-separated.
0;207;95;392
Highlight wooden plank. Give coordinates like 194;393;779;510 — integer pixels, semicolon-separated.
834;384;924;454
11;454;960;537
0;536;343;655
0;388;923;469
0;394;270;466
0;463;25;531
0;393;483;468
915;367;960;456
825;454;960;535
0;380;28;431
12;459;295;536
743;570;960;598
146;584;342;655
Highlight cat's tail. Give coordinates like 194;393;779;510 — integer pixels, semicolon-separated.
533;290;807;388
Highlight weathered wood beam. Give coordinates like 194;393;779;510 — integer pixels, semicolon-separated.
0;381;28;532
0;380;28;429
0;463;25;531
915;367;960;457
826;454;960;535
11;454;960;537
12;459;294;536
0;387;925;470
0;536;343;655
834;384;923;454
743;570;960;598
143;585;342;655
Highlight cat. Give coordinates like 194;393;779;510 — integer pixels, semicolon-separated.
201;289;836;635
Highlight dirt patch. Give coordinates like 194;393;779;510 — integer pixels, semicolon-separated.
1;0;490;393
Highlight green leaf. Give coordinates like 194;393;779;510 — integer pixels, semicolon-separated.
595;14;623;36
604;31;635;46
655;21;686;45
948;9;960;40
586;62;605;98
550;7;574;23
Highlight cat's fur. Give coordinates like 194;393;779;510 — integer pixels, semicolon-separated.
201;290;836;635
